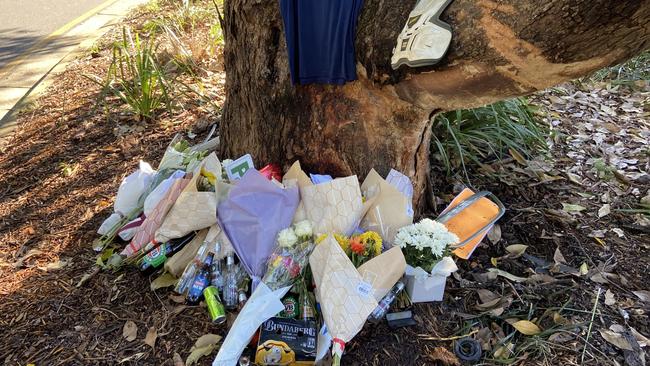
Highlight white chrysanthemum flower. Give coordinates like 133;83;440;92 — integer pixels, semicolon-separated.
294;220;313;238
277;228;298;247
415;218;438;233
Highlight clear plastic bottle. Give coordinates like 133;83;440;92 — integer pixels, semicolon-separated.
223;253;238;309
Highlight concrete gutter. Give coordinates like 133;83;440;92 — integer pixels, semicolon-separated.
0;0;150;143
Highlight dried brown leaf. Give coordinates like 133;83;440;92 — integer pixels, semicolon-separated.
630;327;649;348
172;352;184;366
122;320;138;342
505;244;528;257
512;320;542;335
598;204;611;218
604;289;616;306
151;272;178;291
428;346;460;366
548;331;575;343
632;290;650;303
186;334;222;366
553;248;567;264
144;327;157;348
599;329;633;351
477;289;500;304
487;225;502;244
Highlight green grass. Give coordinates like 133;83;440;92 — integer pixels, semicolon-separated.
431;98;549;180
584;50;650;83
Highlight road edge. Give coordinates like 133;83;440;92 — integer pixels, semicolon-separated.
0;0;150;145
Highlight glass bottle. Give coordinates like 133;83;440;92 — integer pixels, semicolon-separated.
210;242;225;293
223;253;238;309
368;281;405;323
299;280;316;322
187;253;214;304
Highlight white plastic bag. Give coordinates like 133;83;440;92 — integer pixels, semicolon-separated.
97;161;156;236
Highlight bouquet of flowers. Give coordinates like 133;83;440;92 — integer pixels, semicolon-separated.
321;231;383;268
213;220;315;366
310;235;405;366
395;218;459;302
263;220;315;288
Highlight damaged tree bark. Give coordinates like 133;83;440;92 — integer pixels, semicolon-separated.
220;0;649;206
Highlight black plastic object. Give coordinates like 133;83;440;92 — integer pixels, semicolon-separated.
454;338;482;363
386;310;417;329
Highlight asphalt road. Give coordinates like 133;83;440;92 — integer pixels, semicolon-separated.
0;0;111;69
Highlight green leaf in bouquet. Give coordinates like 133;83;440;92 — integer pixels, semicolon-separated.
96;248;115;268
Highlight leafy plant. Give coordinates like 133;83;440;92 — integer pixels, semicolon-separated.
585;50;650;83
89;28;172;120
431;97;549;180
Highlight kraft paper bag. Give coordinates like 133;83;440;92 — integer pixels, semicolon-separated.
360;169;413;249
155;153;221;243
357;246;407;301
282;161;313;223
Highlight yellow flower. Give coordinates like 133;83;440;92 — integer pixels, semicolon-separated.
334;233;350;253
201;167;217;185
315;234;328;244
272;255;282;268
359;231;383;256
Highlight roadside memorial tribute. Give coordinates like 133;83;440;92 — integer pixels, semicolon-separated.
95;135;504;365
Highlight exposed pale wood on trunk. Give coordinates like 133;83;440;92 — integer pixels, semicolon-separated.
220;0;649;209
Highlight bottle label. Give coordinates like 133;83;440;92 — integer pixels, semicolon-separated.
356;281;372;298
189;274;208;299
144;244;167;268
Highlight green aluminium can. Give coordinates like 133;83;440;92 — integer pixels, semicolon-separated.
204;286;226;324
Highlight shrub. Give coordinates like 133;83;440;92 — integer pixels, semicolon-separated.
431;98;549;179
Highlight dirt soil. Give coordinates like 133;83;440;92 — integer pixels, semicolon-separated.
0;2;648;366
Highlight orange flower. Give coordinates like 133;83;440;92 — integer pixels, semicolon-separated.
349;237;365;255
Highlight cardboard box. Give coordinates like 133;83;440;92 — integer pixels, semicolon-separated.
255;317;317;365
405;273;448;303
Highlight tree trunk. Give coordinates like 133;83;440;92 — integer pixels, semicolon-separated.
220;0;649;207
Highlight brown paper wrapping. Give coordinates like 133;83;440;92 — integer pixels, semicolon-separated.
310;236;406;343
360;169;413;247
155;153;221;242
357;246;407;301
282;161;313;223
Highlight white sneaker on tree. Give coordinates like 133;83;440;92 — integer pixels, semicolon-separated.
391;0;454;69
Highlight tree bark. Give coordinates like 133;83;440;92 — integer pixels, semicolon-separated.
220;0;649;207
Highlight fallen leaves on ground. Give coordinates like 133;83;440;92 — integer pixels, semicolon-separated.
122;320;138;342
186;334;222;366
511;320;542;336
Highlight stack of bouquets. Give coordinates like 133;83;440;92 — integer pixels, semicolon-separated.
95;138;506;366
213;221;316;365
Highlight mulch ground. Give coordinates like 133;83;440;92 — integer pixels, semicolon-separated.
0;2;648;365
